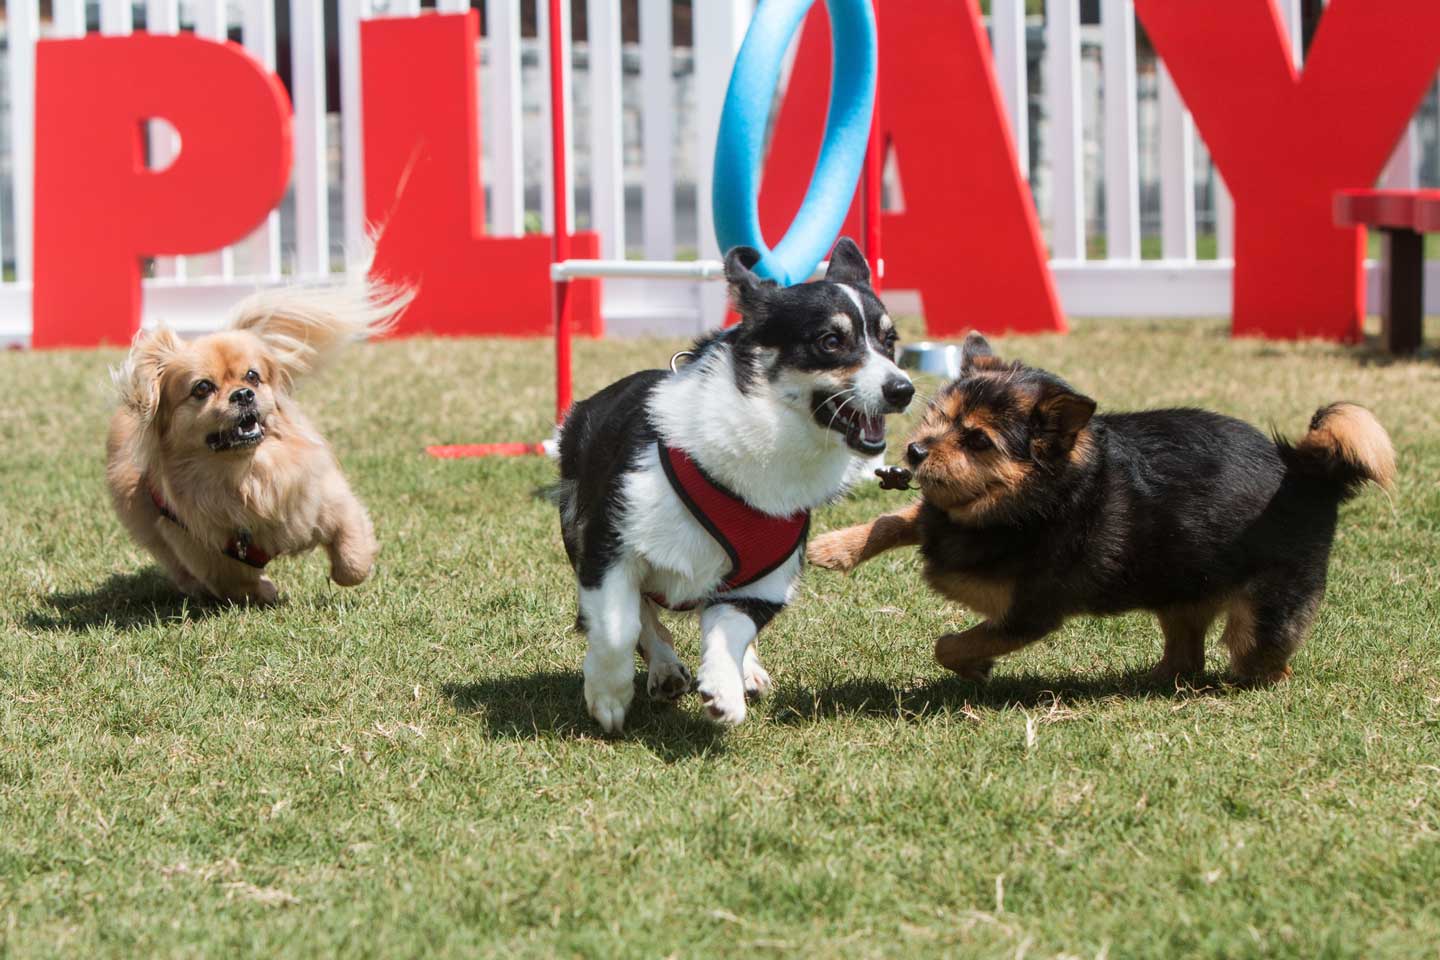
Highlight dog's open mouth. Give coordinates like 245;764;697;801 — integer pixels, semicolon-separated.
207;413;266;452
812;392;887;454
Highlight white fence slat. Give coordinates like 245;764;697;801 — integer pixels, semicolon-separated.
1101;0;1139;261
991;0;1029;179
340;0;372;269
53;0;86;36
1380;123;1419;191
436;0;469;16
7;0;38;283
640;0;676;260
192;1;234;279
1216;179;1234;260
537;0;576;233
588;0;626;258
693;0;751;263
486;0;525;236
1046;0;1084;261
1279;0;1303;70
145;0;184;281
1157;62;1195;261
242;0;281;278
99;0;133;34
693;0;752;329
291;0;331;276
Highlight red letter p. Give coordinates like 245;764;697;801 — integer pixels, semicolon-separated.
33;34;291;348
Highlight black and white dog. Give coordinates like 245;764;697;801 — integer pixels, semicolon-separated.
553;238;915;732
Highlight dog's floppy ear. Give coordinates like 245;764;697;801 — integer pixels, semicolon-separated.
959;332;999;373
113;326;184;428
724;246;776;320
824;236;871;287
1031;381;1097;458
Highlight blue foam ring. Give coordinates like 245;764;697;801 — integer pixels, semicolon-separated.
712;0;877;287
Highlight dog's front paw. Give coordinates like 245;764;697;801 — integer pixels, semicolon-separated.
696;668;747;725
329;546;376;587
934;634;993;680
742;647;773;700
647;657;693;703
807;528;865;572
584;679;633;734
251;577;280;606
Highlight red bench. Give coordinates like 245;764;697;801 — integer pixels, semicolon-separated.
1334;188;1440;353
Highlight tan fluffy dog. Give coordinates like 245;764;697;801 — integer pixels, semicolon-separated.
106;277;409;603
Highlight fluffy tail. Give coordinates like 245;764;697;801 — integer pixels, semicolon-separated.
1277;402;1395;500
226;271;413;384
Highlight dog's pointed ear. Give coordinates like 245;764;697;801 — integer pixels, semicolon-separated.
824;236;870;287
959;332;998;373
724;246;775;320
1031;382;1096;457
114;327;183;426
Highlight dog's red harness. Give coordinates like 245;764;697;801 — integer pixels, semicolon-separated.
146;478;272;569
647;443;809;610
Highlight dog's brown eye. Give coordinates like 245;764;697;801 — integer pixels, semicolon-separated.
964;430;993;452
245;369;261;386
191;380;215;400
818;333;845;353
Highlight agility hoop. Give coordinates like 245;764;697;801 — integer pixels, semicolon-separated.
425;0;882;459
712;0;877;286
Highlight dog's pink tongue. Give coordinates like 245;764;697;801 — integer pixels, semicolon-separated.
862;414;885;445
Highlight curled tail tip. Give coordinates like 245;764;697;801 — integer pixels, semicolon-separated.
1294;402;1396;493
225;272;414;379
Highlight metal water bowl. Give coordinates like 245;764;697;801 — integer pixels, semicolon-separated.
898;341;962;380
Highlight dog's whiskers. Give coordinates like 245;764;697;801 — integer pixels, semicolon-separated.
826;394;860;433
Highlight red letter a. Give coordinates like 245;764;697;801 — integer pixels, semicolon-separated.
760;0;1063;336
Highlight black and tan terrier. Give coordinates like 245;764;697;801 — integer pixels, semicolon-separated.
808;333;1395;686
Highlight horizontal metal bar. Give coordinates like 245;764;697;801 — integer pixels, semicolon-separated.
550;259;846;282
552;259;727;281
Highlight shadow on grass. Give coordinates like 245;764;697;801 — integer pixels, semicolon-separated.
24;568;224;632
444;670;728;762
767;667;1233;723
1330;334;1437;367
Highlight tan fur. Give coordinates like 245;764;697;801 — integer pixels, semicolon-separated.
807;501;924;572
908;403;1034;520
923;569;1014;621
1296;402;1396;490
1220;592;1310;686
933;620;1034;679
1151;600;1222;681
106;275;407;603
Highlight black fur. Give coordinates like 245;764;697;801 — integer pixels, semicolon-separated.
716;240;899;397
918;408;1332;621
557;237;902;596
724;597;785;631
556;369;664;588
900;341;1389;684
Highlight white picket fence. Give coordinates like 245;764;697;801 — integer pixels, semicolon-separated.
0;0;1437;344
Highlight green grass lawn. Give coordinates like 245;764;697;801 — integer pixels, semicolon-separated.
2;318;1439;958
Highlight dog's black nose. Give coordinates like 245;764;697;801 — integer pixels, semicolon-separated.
230;387;255;406
883;377;915;409
906;442;929;466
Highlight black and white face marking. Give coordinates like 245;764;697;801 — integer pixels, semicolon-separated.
722;239;915;455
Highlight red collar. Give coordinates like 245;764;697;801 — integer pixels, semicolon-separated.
649;443;809;609
146;478;272;569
